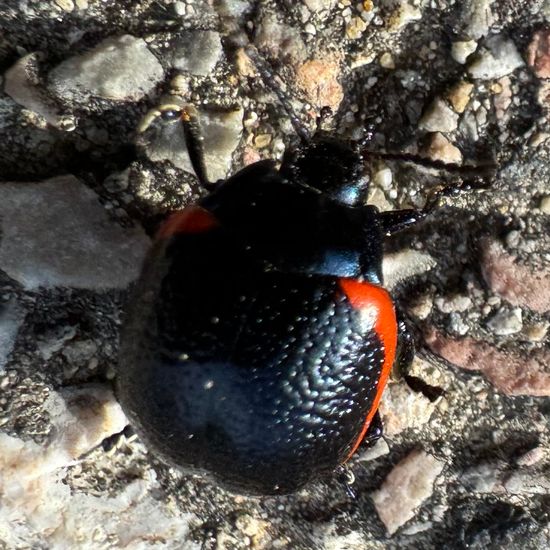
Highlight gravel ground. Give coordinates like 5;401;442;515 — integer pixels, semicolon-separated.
0;0;549;548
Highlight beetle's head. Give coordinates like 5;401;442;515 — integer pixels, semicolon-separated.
280;134;369;206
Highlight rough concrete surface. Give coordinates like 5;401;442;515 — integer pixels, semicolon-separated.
0;0;549;548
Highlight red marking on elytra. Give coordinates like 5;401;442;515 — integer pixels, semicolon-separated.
338;278;397;461
157;206;219;240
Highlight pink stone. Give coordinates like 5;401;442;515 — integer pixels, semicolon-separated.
372;449;445;535
425;331;550;397
527;29;550;79
481;239;550;314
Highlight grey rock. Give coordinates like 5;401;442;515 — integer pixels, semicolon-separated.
468;35;524;80
170;30;223;76
0;175;150;290
48;35;164;102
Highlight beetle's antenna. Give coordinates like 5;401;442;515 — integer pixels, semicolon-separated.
243;45;311;144
361;149;497;178
216;0;311;144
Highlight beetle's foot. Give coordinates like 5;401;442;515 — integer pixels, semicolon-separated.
335;465;357;499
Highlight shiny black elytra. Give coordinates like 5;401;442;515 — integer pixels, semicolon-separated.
118;102;487;495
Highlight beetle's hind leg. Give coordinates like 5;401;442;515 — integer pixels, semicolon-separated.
138;103;216;191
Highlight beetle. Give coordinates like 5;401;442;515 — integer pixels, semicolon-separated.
117;56;489;495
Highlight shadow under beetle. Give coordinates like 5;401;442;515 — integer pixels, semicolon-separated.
117;53;490;496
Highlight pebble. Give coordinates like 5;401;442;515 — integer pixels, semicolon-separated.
387;2;422;31
371;449;445;535
451;40;478;64
540;195;550;214
372;166;392;189
461;462;503;492
462;0;495;40
139;106;244;182
424;132;463;164
379;52;395;69
382;249;437;291
503;472;550;495
295;57;344;111
527;28;550;79
467;35;524;80
4;53;74;130
448;312;469;336
303;0;337;12
425;330;550;396
345;17;367;40
0;175;150;290
446;81;474;113
486;307;523;336
0;301;25;372
357;438;390;462
481;239;550;313
48;35;164;102
55;0;74;11
516;445;546;467
378;382;436;436
408;294;433;320
435;294;472;313
419;98;459;133
523;321;549;342
170;30;223;76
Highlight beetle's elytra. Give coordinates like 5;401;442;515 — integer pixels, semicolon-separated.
117;88;488;495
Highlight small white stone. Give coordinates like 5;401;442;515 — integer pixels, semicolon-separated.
373;167;393;189
419;98;459;133
383;250;437;290
379;52;395;69
451;40;478;64
55;0;74;11
487;307;523;336
539;195;550;214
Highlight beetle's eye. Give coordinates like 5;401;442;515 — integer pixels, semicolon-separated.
160;109;181;121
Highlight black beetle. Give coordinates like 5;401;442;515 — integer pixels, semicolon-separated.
117;58;489;495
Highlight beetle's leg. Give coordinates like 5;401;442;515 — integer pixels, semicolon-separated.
335;464;357;499
379;209;426;236
176;107;212;189
141;104;215;190
395;315;415;377
379;167;493;236
359;410;383;449
362;149;496;178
